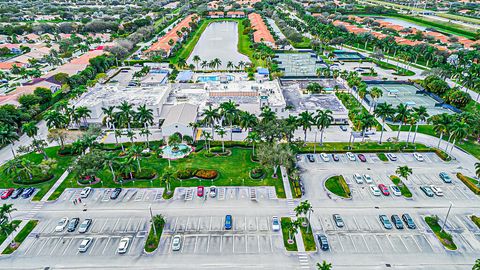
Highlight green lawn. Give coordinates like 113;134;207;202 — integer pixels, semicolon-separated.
0;220;21;247
424;216;457;250
298;141;432;153
298;217;316;251
325;175;350;198
390;175;413;198
436;13;480;28
0;146;74;201
144;218;165;252
280;217;298;251
49;147;286;201
377;153;388;161
2;220;38;254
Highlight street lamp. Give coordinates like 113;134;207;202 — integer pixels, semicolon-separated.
441;201;453;233
149;204;157;237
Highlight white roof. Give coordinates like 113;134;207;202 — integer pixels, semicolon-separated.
163;103;198;127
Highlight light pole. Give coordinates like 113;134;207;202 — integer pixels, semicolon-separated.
441;202;453;233
313;130;317;154
149;204;157;237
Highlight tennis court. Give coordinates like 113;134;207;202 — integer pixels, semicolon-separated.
333;50;366;61
367;83;454;115
275;53;327;77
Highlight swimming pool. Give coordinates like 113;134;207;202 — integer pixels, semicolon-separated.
197;75;234;82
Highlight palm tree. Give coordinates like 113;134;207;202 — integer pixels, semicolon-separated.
162;168;175;193
177;58;187;69
216;127;226;153
0;203;17;221
374;103;395;144
298;111;314;142
0;221;18;247
128;145;144;172
136;104;154;129
315;110;333;146
75;106;92;127
430;113;452;149
244;131;261;156
117;101;135;130
0;125;19;158
227;61;234;71
396;165;412;182
212;58;222;70
201;60;208;70
369;86;383;112
203;132;212;152
317;261;332;270
102;106;116;129
475;163;480;179
140;128;152;148
126;130;136;144
284;218;300;244
114;129;125;152
103;152;119;182
219;101;238;141
192;55;201;70
412;106;429;144
44;110;68;129
238;111;257;133
295;200;314;233
21;122;38;139
260;106;277;123
405;114;418;146
394;104;411;142
202;105;219;138
358;112;376;142
448;121;469;154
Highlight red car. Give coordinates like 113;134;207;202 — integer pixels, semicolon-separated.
1;188;14;199
378;184;390;196
197;186;204;197
358;154;367;162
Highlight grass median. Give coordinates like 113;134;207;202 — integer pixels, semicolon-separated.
298;217;316;251
144;215;165;252
377;153;388;161
325;175;350;198
390;175;412;198
2;220;38;254
0;220;21;246
280;217;298;251
471;215;480;229
424;216;457;250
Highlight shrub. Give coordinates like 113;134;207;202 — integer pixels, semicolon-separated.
133;168;156;180
209;147;224;153
444;90;471;108
435;149;451;161
175;168;196;179
456;173;480;195
250;167;265;179
98;143;123;151
195;169;218;179
57;146;79;156
13;173;54;185
471;215;480;229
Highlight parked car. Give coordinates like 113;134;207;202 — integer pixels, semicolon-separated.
10;188;24;199
110;188;122;199
379;215;393;229
67;218;80;232
55;217;69;232
317;234;329;251
306;154;315;162
357;154;367;162
413;153;424;162
439;172;452;183
299;180;305;195
80;187;92;198
320;153;330;162
391;215;404;229
346;152;356;161
78;219;93;233
340;125;348;132
117;237;131;254
331;154;339;162
197;186;204;197
333;214;344;228
78;237;93;253
386;153;397;161
209;186;217;198
272;216;280;231
390;185;402;196
1;188;14;199
172;235;182;251
402;214;416;229
231;127;242;133
353;173;363;184
225;215;233;230
21;187;35;199
420;186;434;197
363;174;373;184
378;184;390;196
430;185;444;196
369;185;381;196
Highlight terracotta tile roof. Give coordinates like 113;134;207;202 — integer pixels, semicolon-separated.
145;14;197;54
0;62;24;70
248;13;275;46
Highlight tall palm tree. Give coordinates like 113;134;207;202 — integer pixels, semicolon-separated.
201;60;208;70
369;87;383;112
374;103;395;144
75;106;91;127
429;113;452;149
44;110;68;129
212;58;222;70
103;152;119;182
0;203;17;221
284;115;298;142
260;106;277;123
128;145;144;172
202;105;219;138
298;111;314;142
21;121;38;139
475;162;480;179
244;131;261;156
102;106;116;129
219;101;238;141
394;104;411;142
126;130;136;144
238;111;257;133
140;128;152;148
448;121;469;153
227;61;234;71
396;165;412;182
114;129;125;152
412;106;429;144
216;127;226;153
136;104;154;131
0;125;19;158
117;101;135;130
192;55;201;70
358;112;376;142
405;114;418;146
315;109;333;146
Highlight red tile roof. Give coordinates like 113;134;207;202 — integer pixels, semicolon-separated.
248;13;275;46
145;14;197;54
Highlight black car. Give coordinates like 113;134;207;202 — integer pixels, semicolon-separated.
21;188;35;199
10;188;24;199
306;154;315;162
110;188;122;200
332;154;339;162
67;218;80;232
317;234;329;251
402;214;416;229
391;215;404;229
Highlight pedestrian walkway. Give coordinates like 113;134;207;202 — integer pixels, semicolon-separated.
24;201;45;220
41;169;70;202
0;220;28;253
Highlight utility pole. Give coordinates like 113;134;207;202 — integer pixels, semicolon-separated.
149;204;157;237
441;202;453;232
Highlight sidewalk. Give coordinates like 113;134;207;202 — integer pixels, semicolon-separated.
41;169;70;202
0;220;28;253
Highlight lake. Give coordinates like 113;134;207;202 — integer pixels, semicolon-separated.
187;21;249;70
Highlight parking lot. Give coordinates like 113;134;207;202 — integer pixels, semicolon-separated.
158;215;284;255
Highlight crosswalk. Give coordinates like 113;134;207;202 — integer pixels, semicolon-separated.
24;201;45;220
297;252;311;269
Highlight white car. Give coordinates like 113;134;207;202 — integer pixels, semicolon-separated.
320;153;330;162
363;174;373;184
386;153;397;161
430;185;444;196
346;152;356;161
78;237;93;253
55;217;69;232
209;186;217;198
369;185;381;196
353;173;363;184
272;216;280;231
413;153;424;162
117;237;130;254
80;187;92;198
390;185;402;196
172;235;182;251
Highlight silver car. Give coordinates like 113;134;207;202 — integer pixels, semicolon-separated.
78;237;93;253
172;235;182;251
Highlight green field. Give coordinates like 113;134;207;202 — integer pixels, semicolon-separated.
2;220;38;254
437;13;480;26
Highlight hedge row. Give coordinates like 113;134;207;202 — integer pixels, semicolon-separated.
13;174;54;185
456;173;480;195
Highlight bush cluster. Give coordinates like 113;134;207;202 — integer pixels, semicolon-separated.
175;168;218;180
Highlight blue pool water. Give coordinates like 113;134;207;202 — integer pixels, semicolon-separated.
197;75;234;82
162;144;192;159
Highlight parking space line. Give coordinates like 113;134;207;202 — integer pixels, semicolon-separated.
50;237;62;255
37;237;50;255
374;235;383;253
350;235;357;252
257;235;261;253
88;237;98;255
193;236;198;253
361;235;370;253
100;218;108;233
197;217;201;231
124;218;132;232
206;235;210;253
62;238;73;255
102;237;112;255
336;235;344;252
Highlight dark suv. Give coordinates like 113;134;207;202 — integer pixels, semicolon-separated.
402;214;416;229
391;215;404;229
67;218;80;232
110;188;122;200
317;234;329;251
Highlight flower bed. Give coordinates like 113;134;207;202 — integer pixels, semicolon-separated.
118;168;157;181
13;174;54;185
174;168;218;180
57;146;80;156
250;167;265;179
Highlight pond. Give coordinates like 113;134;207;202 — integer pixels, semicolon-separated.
187;21;250;70
376;17;427;31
